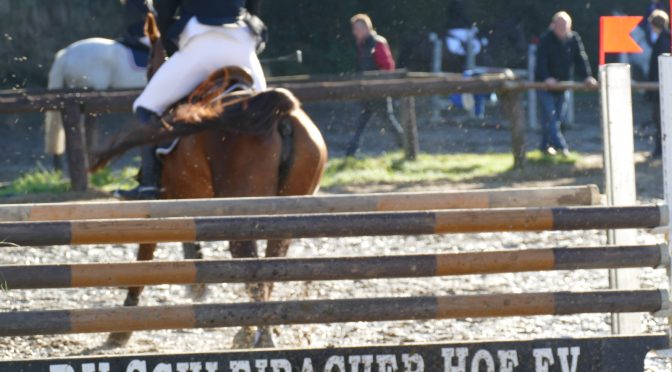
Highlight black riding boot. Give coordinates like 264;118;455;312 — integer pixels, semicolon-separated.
114;108;162;200
115;145;162;200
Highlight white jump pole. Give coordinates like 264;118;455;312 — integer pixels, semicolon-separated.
599;63;641;334
658;54;672;346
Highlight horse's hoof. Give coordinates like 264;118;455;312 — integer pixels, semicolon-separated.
231;327;256;349
106;332;132;347
253;327;275;349
187;284;208;302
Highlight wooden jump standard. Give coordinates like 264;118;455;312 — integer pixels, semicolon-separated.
0;205;662;246
0;245;664;290
0;185;600;222
0;290;664;337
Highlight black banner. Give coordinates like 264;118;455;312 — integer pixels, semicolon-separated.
1;335;668;372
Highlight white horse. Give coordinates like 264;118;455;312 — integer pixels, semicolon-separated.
45;37;147;168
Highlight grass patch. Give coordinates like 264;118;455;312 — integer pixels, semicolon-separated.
0;170;70;196
0;167;139;197
322;150;580;188
90;167;139;192
0;151;580;196
527;150;581;165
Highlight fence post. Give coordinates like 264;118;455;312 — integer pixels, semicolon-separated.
565;90;576;126
599;63;640;335
500;90;526;168
659;54;672;346
400;96;419;161
62;101;89;192
84;113;99;152
466;27;477;71
527;44;538;129
429;32;444;123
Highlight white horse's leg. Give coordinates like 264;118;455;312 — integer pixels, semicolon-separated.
45;50;67;164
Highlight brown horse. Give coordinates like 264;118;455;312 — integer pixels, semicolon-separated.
98;14;328;348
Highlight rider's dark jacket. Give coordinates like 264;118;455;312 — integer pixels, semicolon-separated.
650;30;672;82
122;0;150;47
154;0;262;55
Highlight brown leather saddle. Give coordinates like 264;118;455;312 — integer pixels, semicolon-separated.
156;66;294;181
156;66;256;156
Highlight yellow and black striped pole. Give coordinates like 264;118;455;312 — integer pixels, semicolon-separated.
0;245;665;290
0;205;663;246
0;290;664;336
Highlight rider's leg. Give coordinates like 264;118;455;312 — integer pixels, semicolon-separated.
133;27;265;115
115;107;163;200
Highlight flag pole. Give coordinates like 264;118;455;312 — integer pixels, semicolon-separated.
599;17;606;65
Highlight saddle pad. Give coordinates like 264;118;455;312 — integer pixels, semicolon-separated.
127;46;149;69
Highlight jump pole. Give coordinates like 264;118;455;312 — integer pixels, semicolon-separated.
0;245;664;290
0;290;665;337
0;185;601;222
658;53;672;351
599;63;641;334
0;205;664;246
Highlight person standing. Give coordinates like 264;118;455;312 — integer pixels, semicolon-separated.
535;11;597;156
648;9;671;158
644;0;668;46
346;13;404;157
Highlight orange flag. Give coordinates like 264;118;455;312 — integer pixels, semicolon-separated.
599;16;643;65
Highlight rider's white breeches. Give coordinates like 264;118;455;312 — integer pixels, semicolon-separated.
134;19;266;115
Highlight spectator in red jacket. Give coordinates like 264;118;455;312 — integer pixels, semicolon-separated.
353;14;396;71
346;14;404;157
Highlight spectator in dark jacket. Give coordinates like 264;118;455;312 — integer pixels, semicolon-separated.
535;11;597;156
648;9;671;158
346;14;404;157
644;0;668;46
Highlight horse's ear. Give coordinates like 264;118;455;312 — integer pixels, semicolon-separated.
145;12;161;42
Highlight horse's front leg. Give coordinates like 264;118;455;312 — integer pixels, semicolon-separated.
229;240;261;349
106;243;157;347
252;239;292;348
183;242;208;300
261;239;292;301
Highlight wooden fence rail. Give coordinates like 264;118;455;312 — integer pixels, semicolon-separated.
3;75;651;191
